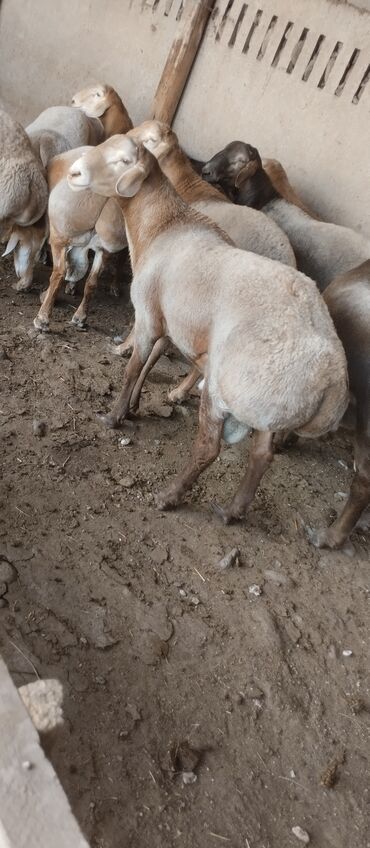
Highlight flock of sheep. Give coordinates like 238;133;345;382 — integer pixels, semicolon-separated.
0;83;369;552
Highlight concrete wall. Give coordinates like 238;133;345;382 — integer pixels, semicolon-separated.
0;0;369;233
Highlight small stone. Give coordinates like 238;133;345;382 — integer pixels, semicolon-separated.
249;584;262;597
182;771;197;785
119;436;132;447
334;491;347;501
292;826;310;844
189;595;200;606
342;649;353;657
179;589;187;598
290;769;296;778
338;459;348;470
118;476;135;488
113;335;123;345
217;547;240;570
94;675;106;686
32;419;47;438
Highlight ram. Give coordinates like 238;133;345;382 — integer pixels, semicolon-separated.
66;135;348;522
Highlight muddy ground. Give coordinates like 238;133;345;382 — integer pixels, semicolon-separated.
0;255;369;848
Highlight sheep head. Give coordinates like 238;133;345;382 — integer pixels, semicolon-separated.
128;120;178;163
71;83;115;118
68;135;152;198
202;141;262;190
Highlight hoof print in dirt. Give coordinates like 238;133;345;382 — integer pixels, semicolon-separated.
32;419;47;438
167;740;204;784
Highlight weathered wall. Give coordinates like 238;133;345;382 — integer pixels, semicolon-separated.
0;0;369;233
0;0;183;125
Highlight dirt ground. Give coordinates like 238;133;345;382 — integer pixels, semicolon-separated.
0;255;369;848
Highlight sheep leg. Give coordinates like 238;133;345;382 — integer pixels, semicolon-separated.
156;383;223;510
309;430;370;549
211;430;274;524
168;366;201;404
113;326;135;356
99;332;160;429
130;337;169;412
34;241;66;331
72;250;105;328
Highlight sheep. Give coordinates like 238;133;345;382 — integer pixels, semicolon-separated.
25;84;130;169
71;82;132;138
2;216;48;291
4;85;129;293
26;105;104;169
307;260;370;549
0;106;48;243
202;141;370;289
66;135;348;520
31;96;133;331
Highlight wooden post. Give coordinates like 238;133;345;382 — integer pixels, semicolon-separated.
151;0;215;125
0;657;90;848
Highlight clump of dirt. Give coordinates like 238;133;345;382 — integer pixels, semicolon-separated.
0;256;369;848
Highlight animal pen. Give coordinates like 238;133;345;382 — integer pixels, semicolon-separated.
0;1;369;847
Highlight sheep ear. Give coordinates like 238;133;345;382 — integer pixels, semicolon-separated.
2;231;20;257
115;163;146;198
234;159;260;188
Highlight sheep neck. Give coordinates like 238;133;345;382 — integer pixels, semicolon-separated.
117;160;194;270
160;146;230;205
234;168;280;210
101;97;133;138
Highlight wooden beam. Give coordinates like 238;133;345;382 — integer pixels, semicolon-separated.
151;0;215;125
0;658;90;848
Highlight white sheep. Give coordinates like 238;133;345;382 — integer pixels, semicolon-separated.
0;106;48;242
202;142;370;289
66;136;348;521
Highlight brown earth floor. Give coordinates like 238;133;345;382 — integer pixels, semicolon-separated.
0;256;369;848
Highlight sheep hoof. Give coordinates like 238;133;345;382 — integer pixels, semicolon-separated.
306;525;354;555
96;412;120;430
155;488;182;511
12;279;32;293
167;389;186;404
71;314;87;330
33;315;49;332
